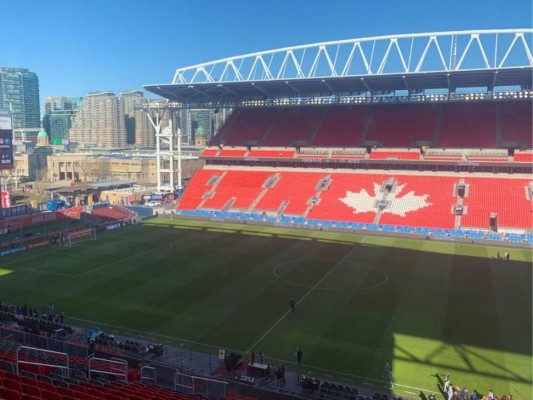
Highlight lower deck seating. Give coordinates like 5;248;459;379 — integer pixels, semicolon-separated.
202;171;273;210
461;178;532;229
180;168;532;231
255;172;323;214
90;206;135;222
177;169;221;210
378;176;457;228
307;173;382;223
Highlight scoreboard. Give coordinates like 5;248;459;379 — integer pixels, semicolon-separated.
0;111;13;169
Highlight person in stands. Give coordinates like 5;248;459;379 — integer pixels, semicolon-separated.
250;350;256;364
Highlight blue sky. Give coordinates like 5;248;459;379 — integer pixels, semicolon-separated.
1;0;531;100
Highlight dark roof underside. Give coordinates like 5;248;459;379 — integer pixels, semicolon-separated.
145;68;533;103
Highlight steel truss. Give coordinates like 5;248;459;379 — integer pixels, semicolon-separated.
172;30;533;84
138;103;182;194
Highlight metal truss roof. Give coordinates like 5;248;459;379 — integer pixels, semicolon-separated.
145;29;533;103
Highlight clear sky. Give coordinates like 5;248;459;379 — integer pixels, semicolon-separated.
1;0;531;101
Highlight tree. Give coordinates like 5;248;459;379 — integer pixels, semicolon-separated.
78;158;111;182
34;167;50;204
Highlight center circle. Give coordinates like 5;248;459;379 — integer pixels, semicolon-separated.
272;258;388;291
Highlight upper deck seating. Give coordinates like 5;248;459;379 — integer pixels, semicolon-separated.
311;106;369;147
500;101;533;148
365;104;439;146
262;107;323;146
438;103;497;148
214;108;279;146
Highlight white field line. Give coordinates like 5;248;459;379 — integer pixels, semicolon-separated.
77;232;200;276
245;236;367;353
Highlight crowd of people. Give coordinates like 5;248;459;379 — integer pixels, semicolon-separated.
0;301;72;337
435;372;514;400
88;332;164;357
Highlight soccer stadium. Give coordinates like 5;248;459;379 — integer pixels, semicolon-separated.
0;29;532;400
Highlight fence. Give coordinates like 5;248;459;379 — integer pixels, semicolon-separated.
0;325;87;359
16;346;69;376
88;356;128;382
174;372;227;397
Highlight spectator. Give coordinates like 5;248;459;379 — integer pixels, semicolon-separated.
443;372;450;392
250;350;256;365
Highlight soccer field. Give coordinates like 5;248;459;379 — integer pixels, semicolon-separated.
0;217;531;398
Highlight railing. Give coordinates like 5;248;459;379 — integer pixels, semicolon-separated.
174;372;228;397
88;356;128;382
0;324;88;359
16;346;69;376
140;365;157;385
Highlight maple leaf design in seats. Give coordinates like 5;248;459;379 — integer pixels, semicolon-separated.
340;183;432;216
339;182;382;213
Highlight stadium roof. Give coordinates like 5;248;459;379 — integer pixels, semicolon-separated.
145;29;533;103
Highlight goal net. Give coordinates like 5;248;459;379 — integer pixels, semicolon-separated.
62;228;97;247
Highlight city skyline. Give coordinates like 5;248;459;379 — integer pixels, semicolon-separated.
0;0;531;102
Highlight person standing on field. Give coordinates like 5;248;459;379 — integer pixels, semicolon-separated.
385;360;393;388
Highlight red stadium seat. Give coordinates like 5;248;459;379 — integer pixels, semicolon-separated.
40;390;63;400
0;387;23;400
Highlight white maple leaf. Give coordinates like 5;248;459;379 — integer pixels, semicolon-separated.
340;182;432;216
340;183;381;213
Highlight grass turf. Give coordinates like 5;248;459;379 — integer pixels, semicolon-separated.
0;217;530;398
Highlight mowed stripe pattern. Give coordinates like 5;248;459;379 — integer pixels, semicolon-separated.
0;218;530;398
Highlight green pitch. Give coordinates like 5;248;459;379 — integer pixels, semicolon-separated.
0;218;531;398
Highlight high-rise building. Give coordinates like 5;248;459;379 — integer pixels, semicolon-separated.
120;91;154;148
178;108;230;145
42;96;83;144
69;92;127;148
0;67;40;129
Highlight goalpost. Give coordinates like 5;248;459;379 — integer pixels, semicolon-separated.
61;228;97;247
